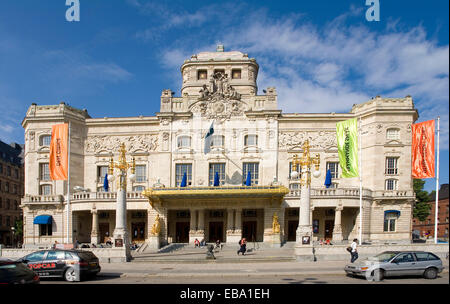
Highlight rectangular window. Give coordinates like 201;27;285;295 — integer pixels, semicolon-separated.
40;135;52;146
232;69;241;79
135;165;146;182
386;129;400;140
14;169;19;179
5;182;9;193
39;224;52;236
0;164;3;174
326;162;339;179
197;70;207;80
97;166;108;183
177;136;191;148
243;162;259;185
7;166;11;176
209;163;225;186
176;164;192;186
40;163;50;181
385;179;398;190
384;213;397;232
6;216;10;227
289;162;301;179
210;135;224;148
40;185;52;195
385;157;398;175
244;135;258;146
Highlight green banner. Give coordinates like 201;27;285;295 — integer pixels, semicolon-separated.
336;118;359;178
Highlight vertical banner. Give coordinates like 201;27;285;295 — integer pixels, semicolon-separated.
50;123;68;180
336;118;359;178
412;120;435;178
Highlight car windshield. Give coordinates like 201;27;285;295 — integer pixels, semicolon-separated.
370;252;398;262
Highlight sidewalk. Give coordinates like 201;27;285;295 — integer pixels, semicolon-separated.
97;259;449;279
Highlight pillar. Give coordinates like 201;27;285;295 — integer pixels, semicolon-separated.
296;180;312;245
189;209;198;243
332;206;343;242
112;173;131;261
90;207;99;244
226;209;242;244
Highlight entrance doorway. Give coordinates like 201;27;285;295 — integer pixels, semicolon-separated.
131;222;145;242
242;221;257;242
175;222;190;243
209;222;224;242
325;220;334;239
99;223;110;243
287;221;298;241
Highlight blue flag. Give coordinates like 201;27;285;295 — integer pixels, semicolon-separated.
204;121;214;154
245;170;252;186
324;169;332;188
214;171;220;186
103;173;109;192
180;172;187;187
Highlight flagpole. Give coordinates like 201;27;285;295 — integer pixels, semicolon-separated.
434;116;440;244
359;116;362;246
66;121;71;244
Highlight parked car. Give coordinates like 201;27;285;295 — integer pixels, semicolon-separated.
344;251;444;280
0;259;40;284
17;249;101;282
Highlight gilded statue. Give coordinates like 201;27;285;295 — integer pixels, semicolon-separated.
151;214;161;236
272;212;280;234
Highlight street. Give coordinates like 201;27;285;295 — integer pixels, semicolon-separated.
40;272;449;284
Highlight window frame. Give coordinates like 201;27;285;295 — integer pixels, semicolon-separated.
40;163;50;181
231;69;242;79
385;179;398;191
385;157;399;175
243;162;259;185
175;163;192;186
209;163;226;186
386;128;400;140
40;184;52;196
177;136;192;149
326;161;340;179
383;212;398;232
197;70;207;80
135;165;146;183
244;134;258;147
40;135;52;146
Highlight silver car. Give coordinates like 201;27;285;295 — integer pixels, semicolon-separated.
344;251;444;281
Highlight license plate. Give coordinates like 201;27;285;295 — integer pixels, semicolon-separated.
89;262;97;267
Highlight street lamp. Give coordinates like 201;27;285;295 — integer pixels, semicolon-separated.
11;227;15;248
108;143;135;254
290;140;321;247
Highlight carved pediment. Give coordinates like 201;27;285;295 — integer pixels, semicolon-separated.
279;130;337;150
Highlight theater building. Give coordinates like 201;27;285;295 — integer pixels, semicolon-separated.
20;46;418;249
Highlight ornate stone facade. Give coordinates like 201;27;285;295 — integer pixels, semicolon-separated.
20;46;418;249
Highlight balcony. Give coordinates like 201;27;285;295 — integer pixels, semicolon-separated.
286;188;373;199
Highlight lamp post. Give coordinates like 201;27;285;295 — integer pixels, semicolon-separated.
108;143;135;255
11;227;15;248
290;140;320;246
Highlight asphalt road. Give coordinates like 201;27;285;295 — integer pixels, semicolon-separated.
40;272;449;284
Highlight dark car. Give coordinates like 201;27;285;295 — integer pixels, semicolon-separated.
345;251;444;281
17;249;101;282
0;259;40;285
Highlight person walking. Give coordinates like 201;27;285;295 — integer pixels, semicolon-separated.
350;238;358;263
237;238;247;256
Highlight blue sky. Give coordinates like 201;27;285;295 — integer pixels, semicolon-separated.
0;0;448;192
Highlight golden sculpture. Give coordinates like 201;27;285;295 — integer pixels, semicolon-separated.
291;140;320;186
108;143;136;190
272;212;280;234
151;214;161;236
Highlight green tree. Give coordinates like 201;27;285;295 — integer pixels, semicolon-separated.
413;179;431;222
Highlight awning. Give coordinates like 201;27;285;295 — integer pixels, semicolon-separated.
33;215;53;225
384;210;401;217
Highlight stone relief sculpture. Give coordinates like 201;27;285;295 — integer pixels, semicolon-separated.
191;71;247;122
85;134;158;153
278;131;337;150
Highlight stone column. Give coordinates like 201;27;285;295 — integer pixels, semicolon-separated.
197;209;205;240
226;209;234;242
112;173;131;260
227;208;242;244
332;206;343;242
296;177;312;245
90;207;99;245
189;209;198;243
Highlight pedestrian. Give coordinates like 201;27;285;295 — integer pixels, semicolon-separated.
350;238;358;263
194;238;200;248
52;240;58;249
237;238;247;256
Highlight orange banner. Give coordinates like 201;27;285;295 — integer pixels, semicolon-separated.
50;123;68;180
412;120;435;178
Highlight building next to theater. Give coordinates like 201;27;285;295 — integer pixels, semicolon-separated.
0;140;24;247
20;45;418;249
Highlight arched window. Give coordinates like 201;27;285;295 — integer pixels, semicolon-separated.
244;134;258;146
39;135;51;146
385;179;398;190
386;128;400;140
177;136;191;148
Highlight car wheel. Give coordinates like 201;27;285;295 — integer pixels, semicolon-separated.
64;268;77;282
424;268;438;279
373;269;384;281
